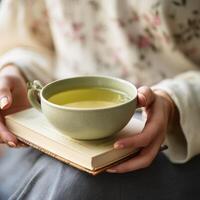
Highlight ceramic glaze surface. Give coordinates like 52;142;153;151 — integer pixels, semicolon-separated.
28;76;137;140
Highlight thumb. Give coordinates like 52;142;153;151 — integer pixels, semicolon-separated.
0;80;13;110
137;86;155;108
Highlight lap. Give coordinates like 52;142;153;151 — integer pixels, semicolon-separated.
0;147;200;200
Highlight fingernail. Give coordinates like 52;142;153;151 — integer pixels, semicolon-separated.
8;141;17;148
0;97;8;109
114;143;124;149
107;169;117;173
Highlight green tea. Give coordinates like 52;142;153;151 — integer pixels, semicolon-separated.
48;87;130;109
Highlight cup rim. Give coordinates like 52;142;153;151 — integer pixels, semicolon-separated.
40;75;137;111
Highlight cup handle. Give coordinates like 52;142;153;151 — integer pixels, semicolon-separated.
27;80;43;112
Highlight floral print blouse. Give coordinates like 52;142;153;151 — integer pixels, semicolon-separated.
0;0;200;164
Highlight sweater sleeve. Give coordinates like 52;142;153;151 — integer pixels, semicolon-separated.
0;0;55;84
153;71;200;163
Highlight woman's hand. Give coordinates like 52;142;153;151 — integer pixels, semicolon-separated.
0;65;30;147
107;86;175;173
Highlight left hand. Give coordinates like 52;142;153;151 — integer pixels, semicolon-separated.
107;86;175;173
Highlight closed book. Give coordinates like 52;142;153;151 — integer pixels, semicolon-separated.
5;108;145;175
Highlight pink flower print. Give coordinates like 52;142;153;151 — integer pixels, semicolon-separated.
129;10;139;23
152;16;161;26
69;22;84;40
137;36;151;48
93;24;106;43
120;66;129;79
72;22;83;33
112;18;126;27
132;14;139;22
80;35;86;42
118;19;126;27
143;14;161;27
112;48;123;62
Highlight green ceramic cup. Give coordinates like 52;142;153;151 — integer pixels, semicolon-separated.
27;76;137;140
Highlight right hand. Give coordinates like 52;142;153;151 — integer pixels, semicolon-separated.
0;65;30;147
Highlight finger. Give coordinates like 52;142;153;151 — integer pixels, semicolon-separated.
108;135;163;173
114;104;162;149
0;78;13;110
137;86;155;108
0;115;18;147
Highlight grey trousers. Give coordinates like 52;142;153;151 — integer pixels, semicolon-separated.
0;147;200;200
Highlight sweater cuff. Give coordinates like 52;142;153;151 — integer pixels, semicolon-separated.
152;80;191;163
0;48;53;83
